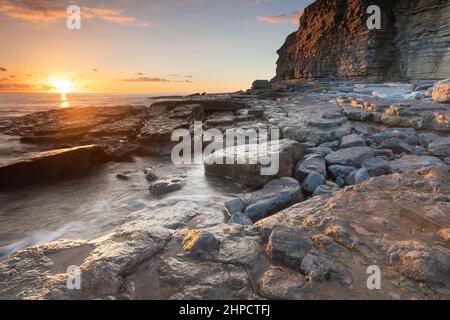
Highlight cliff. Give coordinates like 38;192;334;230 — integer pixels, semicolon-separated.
275;0;450;82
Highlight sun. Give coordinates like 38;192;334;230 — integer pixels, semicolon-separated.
50;77;75;94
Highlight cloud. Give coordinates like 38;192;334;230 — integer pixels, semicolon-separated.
92;68;99;72
257;10;303;25
184;75;193;78
0;67;7;72
0;1;152;27
119;76;193;83
0;82;34;92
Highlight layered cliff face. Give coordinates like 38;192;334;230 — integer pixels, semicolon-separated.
394;0;450;80
275;0;450;81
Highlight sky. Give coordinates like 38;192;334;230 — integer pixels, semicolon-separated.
0;0;314;94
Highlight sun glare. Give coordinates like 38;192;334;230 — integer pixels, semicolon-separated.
50;78;75;94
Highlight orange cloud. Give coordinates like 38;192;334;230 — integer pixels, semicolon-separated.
0;1;152;27
257;10;303;25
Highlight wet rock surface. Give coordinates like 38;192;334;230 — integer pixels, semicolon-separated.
0;81;449;300
2;166;448;300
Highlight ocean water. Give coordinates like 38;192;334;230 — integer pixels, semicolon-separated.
0;93;176;118
0;93;246;259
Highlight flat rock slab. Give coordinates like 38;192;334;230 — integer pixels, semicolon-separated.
204;139;304;188
0;145;105;189
390;155;446;173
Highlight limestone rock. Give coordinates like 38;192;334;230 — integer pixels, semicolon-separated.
325;147;374;168
0;145;105;189
432;79;450;103
204;139;305;188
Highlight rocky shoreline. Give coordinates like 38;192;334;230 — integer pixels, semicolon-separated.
0;79;449;300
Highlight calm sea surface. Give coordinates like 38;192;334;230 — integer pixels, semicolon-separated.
0;93;178;118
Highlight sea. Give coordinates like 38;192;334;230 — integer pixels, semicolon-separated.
0;93;244;259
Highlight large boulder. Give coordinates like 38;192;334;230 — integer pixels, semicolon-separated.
204;139;304;188
0;145;105;189
225;178;304;223
432;79;450;103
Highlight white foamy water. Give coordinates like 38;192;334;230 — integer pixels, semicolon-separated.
0;157;248;259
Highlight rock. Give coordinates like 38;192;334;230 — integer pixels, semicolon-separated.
157;257;251;300
386;241;450;286
149;175;186;196
275;1;450;82
252;80;271;91
362;158;392;177
182;230;219;258
300;253;350;285
266;224;312;269
411;80;436;91
328;165;356;180
342;106;371;121
306;146;333;158
319;140;340;151
295;154;327;182
378;138;413;154
340;134;366;148
229;213;253;225
390;155;446;173
116;173;130;181
258;266;313;300
224;198;246;215
204;139;305;188
438;229;450;242
216;232;261;267
412;146;430;156
301;171;326;194
346;168;370;185
313;181;340;197
243;178;304;223
373;128;418;145
428;136;450;157
432;79;450;103
374;149;395;160
0;224;172;299
325;147;374;168
335;176;346;188
255;166;450;298
0;145;105;189
144;167;158;182
445;157;450;165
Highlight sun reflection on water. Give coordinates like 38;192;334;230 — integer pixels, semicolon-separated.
60;93;71;108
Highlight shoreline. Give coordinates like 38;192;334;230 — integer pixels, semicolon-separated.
0;80;449;300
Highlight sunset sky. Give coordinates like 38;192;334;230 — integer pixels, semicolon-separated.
0;0;313;94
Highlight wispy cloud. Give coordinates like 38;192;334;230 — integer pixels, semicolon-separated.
0;1;152;27
0;67;7;72
118;76;193;83
257;10;303;25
